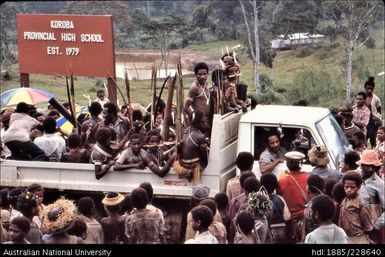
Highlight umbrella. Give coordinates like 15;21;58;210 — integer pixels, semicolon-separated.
56;105;88;135
1;87;55;107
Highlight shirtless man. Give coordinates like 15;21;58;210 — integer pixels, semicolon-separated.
173;111;210;185
184;62;211;120
90;127;129;180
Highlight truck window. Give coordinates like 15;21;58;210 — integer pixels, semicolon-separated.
316;114;350;168
253;126;314;163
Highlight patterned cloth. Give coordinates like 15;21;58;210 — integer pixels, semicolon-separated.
125;208;165;244
352;104;370;135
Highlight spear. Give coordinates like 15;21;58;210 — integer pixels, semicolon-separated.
155;74;170;117
176;54;185;142
65;76;76;128
150;63;157;130
106;72;127;107
162;73;177;141
123;63;133;127
69;65;78;131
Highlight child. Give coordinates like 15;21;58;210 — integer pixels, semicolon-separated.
17;192;42;244
331;182;346;225
200;199;227;244
3;216;31;244
61;133;90;163
214;192;230;237
234;210;260;244
304;195;347;244
339;171;374;243
184;205;218;244
247;187;273;244
260;173;290;244
113;133;146;171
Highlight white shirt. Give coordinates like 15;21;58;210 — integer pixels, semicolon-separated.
184;231;218;244
34;134;66;162
3;113;39;143
305;224;348;244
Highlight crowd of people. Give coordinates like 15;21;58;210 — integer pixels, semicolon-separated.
0;49;383;244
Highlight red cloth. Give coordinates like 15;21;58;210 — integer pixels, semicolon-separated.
277;172;308;219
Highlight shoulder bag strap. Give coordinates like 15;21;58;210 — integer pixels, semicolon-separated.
288;175;309;203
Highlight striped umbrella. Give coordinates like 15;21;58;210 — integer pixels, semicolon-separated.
1;87;55;107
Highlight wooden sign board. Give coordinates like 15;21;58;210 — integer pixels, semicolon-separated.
17;14;115;77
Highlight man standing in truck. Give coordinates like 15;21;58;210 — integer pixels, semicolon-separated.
184;62;211;121
259;132;286;175
173;111;210;185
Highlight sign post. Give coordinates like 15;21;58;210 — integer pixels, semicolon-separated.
17;14;117;103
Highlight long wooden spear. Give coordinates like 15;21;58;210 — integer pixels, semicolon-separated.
155;74;170;117
162;73;177;141
106;72;127;107
176;54;184;142
65;76;76;128
123;63;133;127
150;63;157;130
69;65;78;132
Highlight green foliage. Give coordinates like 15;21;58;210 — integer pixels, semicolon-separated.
364;37;376;49
259;74;273;93
272;0;320;35
286;66;346;107
294;47;313;58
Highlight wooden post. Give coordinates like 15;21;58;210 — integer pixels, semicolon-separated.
107;76;117;105
20;73;30;87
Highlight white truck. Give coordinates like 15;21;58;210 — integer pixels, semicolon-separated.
0;105;350;242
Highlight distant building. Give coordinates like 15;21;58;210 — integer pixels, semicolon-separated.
271;33;324;50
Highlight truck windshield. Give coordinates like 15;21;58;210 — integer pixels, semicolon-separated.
316;114;350;169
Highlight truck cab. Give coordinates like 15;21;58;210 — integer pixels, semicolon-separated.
237;105;351;179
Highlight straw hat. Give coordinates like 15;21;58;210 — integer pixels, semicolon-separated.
102;192;125;206
356;150;382;166
308;145;330;166
40;198;77;235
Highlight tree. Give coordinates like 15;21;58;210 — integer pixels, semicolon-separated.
239;0;264;95
0;2;19;67
321;0;381;101
271;0;320;36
